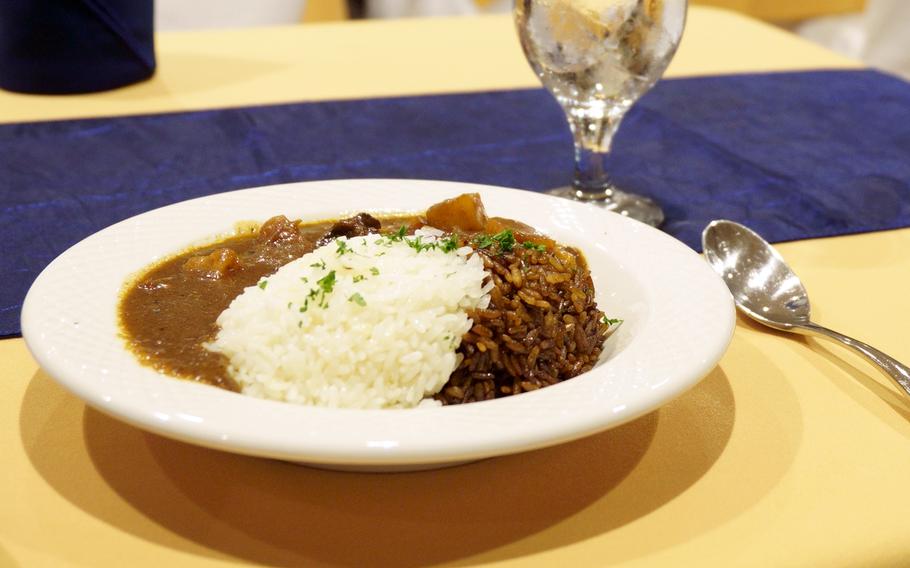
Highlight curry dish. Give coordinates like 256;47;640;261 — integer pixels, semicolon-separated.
120;193;612;404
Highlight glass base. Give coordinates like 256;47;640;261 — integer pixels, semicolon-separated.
547;186;665;227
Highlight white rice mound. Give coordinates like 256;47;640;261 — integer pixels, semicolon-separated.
207;229;491;409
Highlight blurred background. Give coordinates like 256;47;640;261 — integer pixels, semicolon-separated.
156;0;908;79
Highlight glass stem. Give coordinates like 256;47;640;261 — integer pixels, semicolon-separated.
566;103;629;200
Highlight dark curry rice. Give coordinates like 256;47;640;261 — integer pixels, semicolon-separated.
440;237;610;404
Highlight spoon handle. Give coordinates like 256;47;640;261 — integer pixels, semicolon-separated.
797;322;910;397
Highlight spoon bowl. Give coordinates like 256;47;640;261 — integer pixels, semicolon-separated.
702;221;810;330
702;219;910;398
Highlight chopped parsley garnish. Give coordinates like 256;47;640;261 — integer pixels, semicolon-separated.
353;274;365;283
257;279;268;290
491;229;515;252
300;276;308;283
472;229;515;254
406;235;438;253
317;270;336;294
298;270;338;310
336;240;351;256
369;267;380;275
348;292;366;306
522;241;547;252
385;225;408;242
602;316;623;326
310;259;326;270
473;234;494;250
440;234;460;253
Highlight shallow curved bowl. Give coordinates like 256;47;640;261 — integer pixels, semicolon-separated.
22;179;735;471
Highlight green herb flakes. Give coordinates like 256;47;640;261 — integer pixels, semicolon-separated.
317;270;336;294
473;234;494;250
348;292;367;307
492;229;515;252
257;280;268;290
385;225;407;242
298;270;338;311
602;315;623;326
440;235;459;253
472;229;515;254
406;235;436;253
369;267;380;275
522;241;547;252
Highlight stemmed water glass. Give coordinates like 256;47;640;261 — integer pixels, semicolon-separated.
515;0;687;226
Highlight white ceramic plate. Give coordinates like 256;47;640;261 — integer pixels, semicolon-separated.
22;179;734;471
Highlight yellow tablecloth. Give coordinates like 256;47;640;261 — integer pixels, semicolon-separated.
3;7;909;567
693;0;865;22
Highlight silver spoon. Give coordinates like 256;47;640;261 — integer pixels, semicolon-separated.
702;220;910;398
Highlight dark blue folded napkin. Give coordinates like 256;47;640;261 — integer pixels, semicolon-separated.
0;0;154;94
3;69;910;337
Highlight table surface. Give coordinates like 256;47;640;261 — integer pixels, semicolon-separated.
692;0;865;22
4;7;910;568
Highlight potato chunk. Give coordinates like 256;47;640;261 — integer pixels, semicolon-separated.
425;193;488;232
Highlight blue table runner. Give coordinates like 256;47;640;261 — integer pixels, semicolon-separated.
3;69;910;337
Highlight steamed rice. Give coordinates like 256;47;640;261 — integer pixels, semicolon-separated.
207;230;491;408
